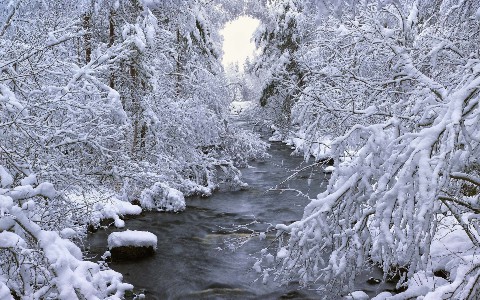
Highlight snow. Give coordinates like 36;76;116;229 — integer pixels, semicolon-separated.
2;191;134;299
101;198;143;228
139;0;159;8
277;247;289;259
8;182;57;200
0;166;13;188
133;24;147;52
0;282;13;300
407;4;418;29
0;231;26;248
60;228;77;239
430;215;475;270
230;101;252;114
108;230;158;250
70;193;142;228
381;27;395;39
253;261;262;273
140;182;186;212
0;84;26;115
20;173;37;186
0;195;13;216
320;66;341;76
0;1;271;298
283;129;332;161
389;285;430;299
324;166;335;174
346;291;369;300
400;271;449;299
143;11;157;46
336;24;350;36
34;182;57;199
268;130;283;142
362;105;376;117
371;292;393;300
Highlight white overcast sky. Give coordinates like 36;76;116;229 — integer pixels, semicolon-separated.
220;16;260;71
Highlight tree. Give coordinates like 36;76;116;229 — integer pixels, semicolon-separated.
254;1;480;298
249;0;309;137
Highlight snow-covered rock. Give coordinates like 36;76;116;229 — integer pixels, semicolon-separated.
108;230;157;250
107;230;158;261
371;291;392;300
60;228;77;239
346;290;369;300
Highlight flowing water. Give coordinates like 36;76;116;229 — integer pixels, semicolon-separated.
87;118;394;299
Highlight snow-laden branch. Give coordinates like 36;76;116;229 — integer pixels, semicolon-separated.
0;167;133;299
451;172;480;187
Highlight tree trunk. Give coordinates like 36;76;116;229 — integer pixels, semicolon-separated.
109;10;115;88
83;13;92;63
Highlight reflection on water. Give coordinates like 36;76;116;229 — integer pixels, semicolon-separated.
86;120;394;299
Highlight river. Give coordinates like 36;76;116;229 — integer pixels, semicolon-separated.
86;118;394;299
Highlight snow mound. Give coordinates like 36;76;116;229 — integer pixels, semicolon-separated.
108;230;157;250
140;182;186;212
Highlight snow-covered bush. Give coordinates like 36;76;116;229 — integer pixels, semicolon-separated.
69;192;142;229
220;126;270;168
0;168;132;299
140;182;186;212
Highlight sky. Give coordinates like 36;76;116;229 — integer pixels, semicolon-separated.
220;16;260;71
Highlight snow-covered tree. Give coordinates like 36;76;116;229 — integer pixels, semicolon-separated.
249;0;308;137
253;0;480;298
1;0;268;297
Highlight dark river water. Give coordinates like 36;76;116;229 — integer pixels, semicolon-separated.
86;118;394;299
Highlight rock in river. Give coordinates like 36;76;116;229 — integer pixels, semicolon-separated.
107;230;157;261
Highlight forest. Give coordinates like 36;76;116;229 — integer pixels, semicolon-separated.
1;0;479;299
